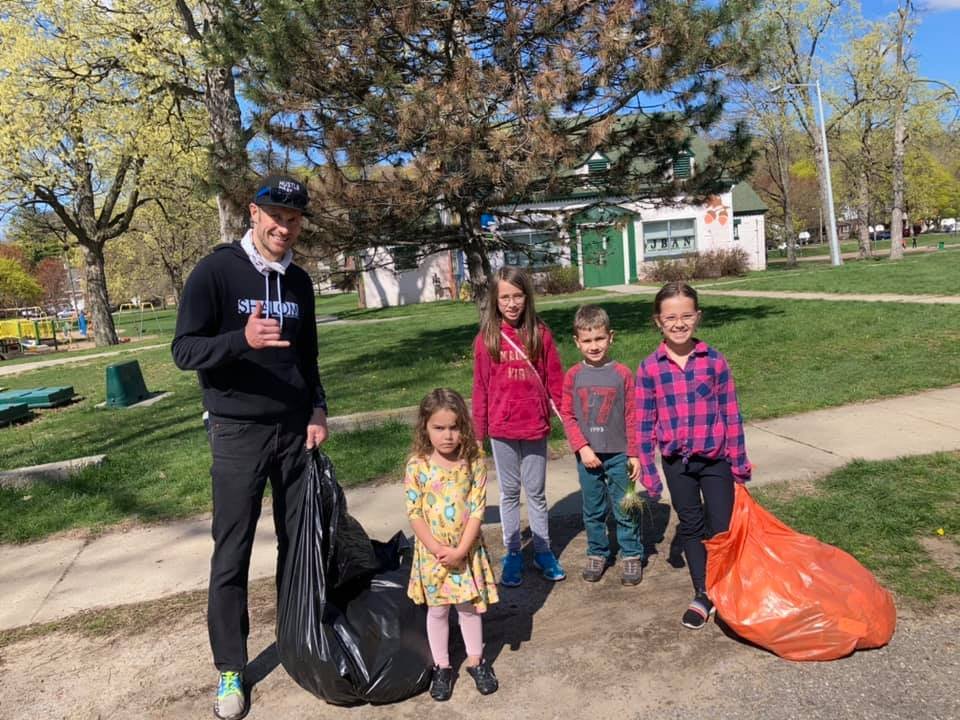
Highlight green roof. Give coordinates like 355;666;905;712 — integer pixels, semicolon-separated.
731;182;768;215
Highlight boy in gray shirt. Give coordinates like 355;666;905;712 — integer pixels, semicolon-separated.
559;305;643;585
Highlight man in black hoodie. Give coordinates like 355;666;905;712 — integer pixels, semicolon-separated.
172;175;327;720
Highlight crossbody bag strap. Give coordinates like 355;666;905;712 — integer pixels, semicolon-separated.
500;329;562;420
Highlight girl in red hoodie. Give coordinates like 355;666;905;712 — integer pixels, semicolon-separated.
472;266;566;586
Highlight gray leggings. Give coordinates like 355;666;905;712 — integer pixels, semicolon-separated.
490;437;550;554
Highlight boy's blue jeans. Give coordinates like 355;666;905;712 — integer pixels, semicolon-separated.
577;451;643;560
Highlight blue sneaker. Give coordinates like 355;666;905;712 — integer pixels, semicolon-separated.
500;550;523;587
533;551;566;581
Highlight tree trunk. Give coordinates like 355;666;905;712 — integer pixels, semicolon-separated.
175;2;249;243
776;136;797;268
205;65;249;243
462;232;492;313
457;208;493;303
857;168;873;259
81;242;119;346
890;99;906;260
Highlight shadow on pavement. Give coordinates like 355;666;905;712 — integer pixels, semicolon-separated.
246;642;280;687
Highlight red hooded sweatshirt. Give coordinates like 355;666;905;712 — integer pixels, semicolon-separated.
472;321;564;441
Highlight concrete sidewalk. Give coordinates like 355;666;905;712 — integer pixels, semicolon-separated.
2;387;959;631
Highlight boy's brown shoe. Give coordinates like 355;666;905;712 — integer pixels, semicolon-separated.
581;555;607;582
620;556;643;586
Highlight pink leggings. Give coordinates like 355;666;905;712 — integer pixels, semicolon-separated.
426;603;484;668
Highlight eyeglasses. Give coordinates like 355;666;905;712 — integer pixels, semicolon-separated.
498;293;526;305
659;313;698;327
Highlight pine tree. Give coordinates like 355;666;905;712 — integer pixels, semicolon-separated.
225;0;760;289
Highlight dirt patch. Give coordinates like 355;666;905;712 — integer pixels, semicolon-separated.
919;535;960;576
0;523;957;720
753;476;822;503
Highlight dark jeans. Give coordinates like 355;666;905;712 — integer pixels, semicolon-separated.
577;452;643;560
662;455;735;595
206;414;309;671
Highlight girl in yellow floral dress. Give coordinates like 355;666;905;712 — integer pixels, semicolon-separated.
404;388;500;702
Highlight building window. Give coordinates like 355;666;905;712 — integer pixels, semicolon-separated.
390;245;419;272
733;218;742;240
673;152;692;179
587;158;609;174
503;230;563;269
642;218;696;258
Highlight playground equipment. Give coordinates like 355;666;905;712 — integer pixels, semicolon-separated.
0;307;75;356
114;302;163;339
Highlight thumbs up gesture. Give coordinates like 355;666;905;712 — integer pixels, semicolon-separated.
244;301;290;349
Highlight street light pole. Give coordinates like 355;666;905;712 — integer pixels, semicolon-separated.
812;79;842;266
770;80;843;266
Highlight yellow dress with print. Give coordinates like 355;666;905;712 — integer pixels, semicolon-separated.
404;456;499;611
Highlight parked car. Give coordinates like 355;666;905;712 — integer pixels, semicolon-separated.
56;308;76;319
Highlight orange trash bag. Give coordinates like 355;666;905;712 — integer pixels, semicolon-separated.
705;483;896;661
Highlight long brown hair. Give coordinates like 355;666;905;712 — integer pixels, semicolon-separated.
653;281;700;322
480;266;542;361
411;388;480;469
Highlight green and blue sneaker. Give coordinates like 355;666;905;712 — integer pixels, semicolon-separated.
214;671;246;720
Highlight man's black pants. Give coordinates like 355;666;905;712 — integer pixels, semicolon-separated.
206;414;309;671
662;455;735;596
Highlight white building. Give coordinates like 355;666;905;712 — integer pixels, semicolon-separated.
356;137;768;304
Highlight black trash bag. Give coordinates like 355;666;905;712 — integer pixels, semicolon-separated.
276;450;432;705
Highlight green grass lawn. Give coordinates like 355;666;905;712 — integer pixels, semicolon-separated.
3;283;960;543
755;452;960;603
767;232;960;259
710;245;960;295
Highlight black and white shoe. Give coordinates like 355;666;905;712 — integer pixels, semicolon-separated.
681;593;716;630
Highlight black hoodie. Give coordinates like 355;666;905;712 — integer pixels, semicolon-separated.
172;242;326;422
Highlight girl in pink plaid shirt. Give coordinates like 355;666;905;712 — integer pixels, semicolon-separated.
636;281;751;630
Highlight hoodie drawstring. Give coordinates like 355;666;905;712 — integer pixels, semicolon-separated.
262;272;284;330
277;274;284;329
263;274;269;319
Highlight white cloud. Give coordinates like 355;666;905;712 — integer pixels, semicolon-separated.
922;0;960;10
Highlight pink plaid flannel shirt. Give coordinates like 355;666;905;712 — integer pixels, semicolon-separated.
635;340;752;497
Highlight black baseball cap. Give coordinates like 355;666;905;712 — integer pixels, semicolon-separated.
253;174;311;216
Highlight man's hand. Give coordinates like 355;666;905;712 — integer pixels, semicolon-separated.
579;445;602;469
244;301;290;349
306;408;328;449
627;457;641;482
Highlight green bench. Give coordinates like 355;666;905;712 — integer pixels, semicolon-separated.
0;403;30;425
0;386;75;408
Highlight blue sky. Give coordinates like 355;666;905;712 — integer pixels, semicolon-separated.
862;0;960;90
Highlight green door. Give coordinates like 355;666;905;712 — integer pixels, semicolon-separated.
580;224;626;288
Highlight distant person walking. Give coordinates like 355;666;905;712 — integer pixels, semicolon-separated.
172;175;328;720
